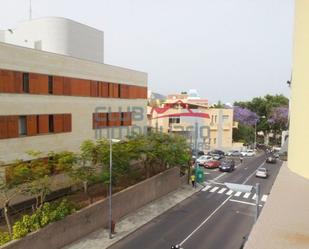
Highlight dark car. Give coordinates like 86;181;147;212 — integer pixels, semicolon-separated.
219;160;235;172
266;155;277;164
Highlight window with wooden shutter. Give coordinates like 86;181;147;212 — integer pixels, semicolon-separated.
100;82;109;97
38;115;49;134
0;116;8;139
120;84;130;98
53;114;64;133
7;116;19;138
0;70;23;93
63;114;72;132
90;81;99;97
29;73;49;94
26;115;37;136
122;112;132;126
53;76;64;95
70;78;91;97
93;113;107;129
108;112;121;127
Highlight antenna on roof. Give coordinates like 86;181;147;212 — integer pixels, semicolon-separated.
29;0;32;20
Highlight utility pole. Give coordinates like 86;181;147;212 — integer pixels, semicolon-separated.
29;0;32;20
255;183;260;222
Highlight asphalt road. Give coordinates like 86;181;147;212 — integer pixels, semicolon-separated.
109;152;282;249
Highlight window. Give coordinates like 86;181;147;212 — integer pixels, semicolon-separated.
214;138;217;144
48;115;54;133
18;116;27;136
22;73;29;93
215;115;218;123
223;115;229;120
169;117;180;124
48;76;53;94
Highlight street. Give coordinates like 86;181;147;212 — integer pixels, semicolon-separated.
108;153;283;249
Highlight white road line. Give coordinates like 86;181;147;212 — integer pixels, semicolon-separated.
243;193;251;199
226;190;233;195
234;191;242;197
261;195;268;202
242;161;266;184
218;188;227;194
252;194;257;200
210;187;219;193
201;185;212;192
179;196;232;246
230;199;263;207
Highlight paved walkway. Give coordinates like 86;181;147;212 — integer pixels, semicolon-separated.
245;163;309;249
63;183;202;249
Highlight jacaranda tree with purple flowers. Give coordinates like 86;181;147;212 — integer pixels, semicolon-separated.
233;106;259;126
268;106;289;132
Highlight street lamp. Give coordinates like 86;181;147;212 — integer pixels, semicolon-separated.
224;182;261;222
108;137;120;239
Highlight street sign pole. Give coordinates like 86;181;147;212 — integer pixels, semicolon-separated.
255;183;260;222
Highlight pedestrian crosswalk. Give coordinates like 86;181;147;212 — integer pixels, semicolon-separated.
201;185;268;202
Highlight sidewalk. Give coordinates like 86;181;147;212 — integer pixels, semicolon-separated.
63;183;202;249
245;163;309;249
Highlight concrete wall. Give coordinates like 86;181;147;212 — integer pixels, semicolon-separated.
288;0;309;179
0;167;181;249
1;17;104;63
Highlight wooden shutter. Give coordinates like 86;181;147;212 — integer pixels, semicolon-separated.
122;112;132;126
7;116;19;138
38;115;49;134
108;83;119;98
26;115;37;136
99;82;109;97
0;116;8;139
53;76;64;95
108;112;121;127
29;73;49;94
120;84;130;98
93;113;107;129
63;77;72;95
90;81;99;97
0;70;22;93
63;114;72;132
53;114;64;133
70;78;91;97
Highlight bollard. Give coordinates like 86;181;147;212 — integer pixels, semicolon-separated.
111;220;116;234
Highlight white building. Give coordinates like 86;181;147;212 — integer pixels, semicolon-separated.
0;17;104;63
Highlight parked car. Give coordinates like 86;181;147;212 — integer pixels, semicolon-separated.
208;150;225;160
256;167;268;178
191;150;205;161
266;155;277;164
241;149;256;157
204;160;221;169
219;160;235;172
226;150;242;157
196;155;213;165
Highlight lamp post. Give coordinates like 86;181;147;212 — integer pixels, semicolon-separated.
108;137;120;239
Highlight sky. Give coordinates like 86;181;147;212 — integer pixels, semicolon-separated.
0;0;294;104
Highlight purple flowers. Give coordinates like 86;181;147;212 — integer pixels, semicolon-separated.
233;106;259;126
268;107;289;128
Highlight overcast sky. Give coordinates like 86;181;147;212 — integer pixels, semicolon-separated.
0;0;294;103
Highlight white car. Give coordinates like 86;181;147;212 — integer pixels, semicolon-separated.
196;155;213;165
256;168;268;178
241;149;256;157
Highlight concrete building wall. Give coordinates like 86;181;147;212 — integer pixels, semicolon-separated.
1;17;104;63
288;0;309;179
0;42;147;164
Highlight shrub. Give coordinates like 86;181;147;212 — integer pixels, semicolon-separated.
12;199;75;240
0;231;11;246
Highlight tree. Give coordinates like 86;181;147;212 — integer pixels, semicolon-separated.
233;106;259;126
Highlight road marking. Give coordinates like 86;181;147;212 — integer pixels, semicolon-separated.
242;161;266;184
243;193;251;199
230;199;263;207
218;188;227;194
261;195;268;202
201;185;212;192
210;187;219;192
252;194;257;200
179;196;232;246
234;191;242;197
226;190;233;195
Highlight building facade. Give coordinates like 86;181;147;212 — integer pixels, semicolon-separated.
148;92;236;152
0;42;147;168
0;17;104;63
